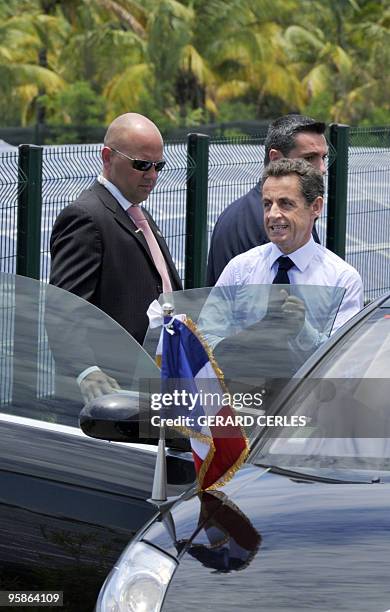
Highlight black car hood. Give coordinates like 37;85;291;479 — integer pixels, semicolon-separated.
143;464;390;612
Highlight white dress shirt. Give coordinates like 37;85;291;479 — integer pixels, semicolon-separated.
216;238;363;335
97;174;132;210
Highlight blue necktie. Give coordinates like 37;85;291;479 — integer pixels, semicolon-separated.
273;256;294;284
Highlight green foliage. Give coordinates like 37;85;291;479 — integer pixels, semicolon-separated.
217;101;257;123
304;91;334;124
0;0;389;130
0;90;25;127
40;80;106;126
360;108;390;128
146;0;194;117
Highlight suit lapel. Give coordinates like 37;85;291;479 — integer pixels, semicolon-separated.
91;181;153;257
91;182;181;288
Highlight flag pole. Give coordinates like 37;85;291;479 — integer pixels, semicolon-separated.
149;302;175;506
150;423;168;504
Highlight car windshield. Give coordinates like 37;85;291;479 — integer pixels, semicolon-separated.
252;303;390;481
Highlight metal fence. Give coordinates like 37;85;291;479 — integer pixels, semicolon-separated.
40;145;103;281
0;125;390;301
345;127;390;300
0;151;22;274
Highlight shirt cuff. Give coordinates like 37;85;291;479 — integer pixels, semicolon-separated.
77;366;102;386
291;320;325;352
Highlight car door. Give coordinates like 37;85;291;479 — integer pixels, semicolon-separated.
0;272;193;610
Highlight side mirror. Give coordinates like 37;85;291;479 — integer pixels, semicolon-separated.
79;392;194;484
79;391;191;451
79;392;152;443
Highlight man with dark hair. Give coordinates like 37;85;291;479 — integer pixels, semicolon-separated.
206;114;328;285
262;115;327;165
262;155;325;205
216;158;363;337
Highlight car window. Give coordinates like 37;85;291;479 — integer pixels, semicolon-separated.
0;272;159;427
0;274;345;440
144;284;345;442
252;306;390;478
314;307;390;379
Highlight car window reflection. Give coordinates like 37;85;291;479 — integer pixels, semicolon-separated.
144;284;345;441
0;273;159;427
253;308;390;477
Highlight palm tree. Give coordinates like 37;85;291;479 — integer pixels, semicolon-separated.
1;0;388;129
192;0;306;118
331;2;390;123
285;0;390;123
103;0;215;125
0;0;148;125
0;7;65;125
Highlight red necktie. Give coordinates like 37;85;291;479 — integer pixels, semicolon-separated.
127;206;172;294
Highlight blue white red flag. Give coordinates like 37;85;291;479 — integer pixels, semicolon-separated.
160;315;249;491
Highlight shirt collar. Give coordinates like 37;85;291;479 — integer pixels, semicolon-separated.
269;237;316;271
97;175;135;211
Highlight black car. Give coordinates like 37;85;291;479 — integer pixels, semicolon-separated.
3;273;388;611
0;273;195;611
85;291;390;612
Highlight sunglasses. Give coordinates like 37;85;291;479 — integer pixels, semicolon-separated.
110;147;166;172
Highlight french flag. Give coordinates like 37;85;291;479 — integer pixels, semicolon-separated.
160;315;249;491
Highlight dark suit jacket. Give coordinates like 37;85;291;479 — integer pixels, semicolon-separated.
206;182;320;286
50;181;182;345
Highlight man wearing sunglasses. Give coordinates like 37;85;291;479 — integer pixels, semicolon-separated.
50;112;181;400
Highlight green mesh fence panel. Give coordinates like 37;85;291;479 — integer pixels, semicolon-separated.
208;135;265;242
0;150;26;274
0;152;20;404
346;127;390;300
2;127;390;304
207;134;329;248
41;145;102;281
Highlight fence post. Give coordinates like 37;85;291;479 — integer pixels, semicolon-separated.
16;144;43;279
326;123;350;259
185;133;209;288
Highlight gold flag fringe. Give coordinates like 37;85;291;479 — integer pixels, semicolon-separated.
205;444;249;491
155;315;250;492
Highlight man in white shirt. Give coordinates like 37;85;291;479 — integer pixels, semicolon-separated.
215;158;363;347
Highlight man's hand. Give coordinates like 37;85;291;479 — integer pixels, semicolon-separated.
279;288;306;337
79;370;121;403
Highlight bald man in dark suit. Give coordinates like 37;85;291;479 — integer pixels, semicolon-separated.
50;113;181;400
